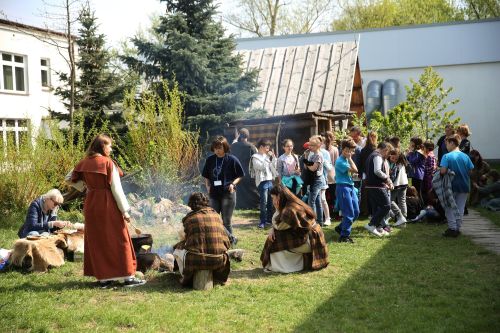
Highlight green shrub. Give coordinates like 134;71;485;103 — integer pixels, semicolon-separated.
122;81;201;199
0;112;112;216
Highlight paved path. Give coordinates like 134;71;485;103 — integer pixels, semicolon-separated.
461;209;500;254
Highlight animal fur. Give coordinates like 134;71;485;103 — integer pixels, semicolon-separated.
10;232;85;272
10;235;67;272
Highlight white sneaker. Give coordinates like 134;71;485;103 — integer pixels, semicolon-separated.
364;224;382;237
324;219;332;226
377;227;389;236
394;216;407;227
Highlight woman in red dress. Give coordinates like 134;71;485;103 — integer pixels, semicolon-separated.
72;134;145;288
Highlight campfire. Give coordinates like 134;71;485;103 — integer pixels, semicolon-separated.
126;193;191;272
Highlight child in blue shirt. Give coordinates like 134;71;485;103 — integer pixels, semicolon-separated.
334;139;359;243
440;134;474;237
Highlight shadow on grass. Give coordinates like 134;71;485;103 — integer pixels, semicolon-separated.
292;223;500;332
0;272;193;294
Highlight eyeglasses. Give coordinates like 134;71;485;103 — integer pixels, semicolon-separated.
51;198;61;207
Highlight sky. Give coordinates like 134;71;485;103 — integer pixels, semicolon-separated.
0;0;238;48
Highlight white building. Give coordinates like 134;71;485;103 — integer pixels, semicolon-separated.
236;19;500;160
0;19;73;147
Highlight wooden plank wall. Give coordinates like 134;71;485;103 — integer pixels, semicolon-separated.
238;42;360;116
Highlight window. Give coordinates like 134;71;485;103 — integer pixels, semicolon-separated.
41;58;50;88
0;52;27;92
1;119;29;148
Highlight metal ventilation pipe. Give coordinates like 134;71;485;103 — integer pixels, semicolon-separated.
365;80;383;121
382;79;399;114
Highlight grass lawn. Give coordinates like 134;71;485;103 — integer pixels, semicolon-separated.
1;210;499;332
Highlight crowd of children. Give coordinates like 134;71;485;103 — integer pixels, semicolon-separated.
205;123;497;244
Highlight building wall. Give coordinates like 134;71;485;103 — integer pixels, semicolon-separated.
0;23;70;145
361;62;500;159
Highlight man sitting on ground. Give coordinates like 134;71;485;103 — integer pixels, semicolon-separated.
173;192;231;287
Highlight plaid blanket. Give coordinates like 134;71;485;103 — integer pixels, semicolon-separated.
174;207;231;283
432;169;461;221
260;202;329;270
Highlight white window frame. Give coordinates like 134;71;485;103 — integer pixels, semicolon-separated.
0;52;28;94
1;119;29;148
41;58;51;89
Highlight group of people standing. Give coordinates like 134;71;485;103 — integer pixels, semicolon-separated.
200;123;493;250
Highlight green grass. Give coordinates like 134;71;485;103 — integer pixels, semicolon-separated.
1;210;499;332
476;207;500;228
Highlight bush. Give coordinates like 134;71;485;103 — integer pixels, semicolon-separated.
122;81;201;199
0;112;112;216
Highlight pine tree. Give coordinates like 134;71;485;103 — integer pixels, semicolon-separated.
122;0;259;136
54;4;131;131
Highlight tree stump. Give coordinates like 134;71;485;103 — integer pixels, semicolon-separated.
193;270;213;290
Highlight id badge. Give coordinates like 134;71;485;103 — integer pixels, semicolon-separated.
214;180;222;186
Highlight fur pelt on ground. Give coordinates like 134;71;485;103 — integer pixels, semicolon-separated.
10;232;84;272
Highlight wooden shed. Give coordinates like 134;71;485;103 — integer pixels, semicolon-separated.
225;41;364;153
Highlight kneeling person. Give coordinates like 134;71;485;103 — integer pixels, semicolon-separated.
261;185;329;273
174;192;231;287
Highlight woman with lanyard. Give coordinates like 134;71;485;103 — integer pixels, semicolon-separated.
202;136;245;245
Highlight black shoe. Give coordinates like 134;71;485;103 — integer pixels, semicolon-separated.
338;236;354;243
334;224;341;235
442;228;460;238
98;281;114;289
123;277;146;288
231;236;238;246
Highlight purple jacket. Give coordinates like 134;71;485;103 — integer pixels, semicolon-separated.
407;151;426;180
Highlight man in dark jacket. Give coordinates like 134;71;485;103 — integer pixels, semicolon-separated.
436;124;455;164
230;128;259;209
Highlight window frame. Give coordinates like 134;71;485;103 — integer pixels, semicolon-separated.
1;118;29;149
40;58;51;90
0;51;28;94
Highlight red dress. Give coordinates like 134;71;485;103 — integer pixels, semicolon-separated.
72;155;136;280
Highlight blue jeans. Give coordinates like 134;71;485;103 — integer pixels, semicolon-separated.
308;177;325;224
210;191;237;242
336;184;360;236
258;180;274;225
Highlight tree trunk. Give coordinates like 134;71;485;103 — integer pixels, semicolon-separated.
66;0;75;139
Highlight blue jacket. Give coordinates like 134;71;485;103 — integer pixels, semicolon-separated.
18;197;58;238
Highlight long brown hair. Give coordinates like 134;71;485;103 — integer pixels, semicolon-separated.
324;131;336;150
86;134;112;157
270;184;315;218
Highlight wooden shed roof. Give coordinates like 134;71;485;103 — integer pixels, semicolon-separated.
237;41;362;116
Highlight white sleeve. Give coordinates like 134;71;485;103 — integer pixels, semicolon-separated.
111;164;130;214
373;156;389;180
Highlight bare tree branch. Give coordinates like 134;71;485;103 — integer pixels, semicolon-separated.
224;0;334;36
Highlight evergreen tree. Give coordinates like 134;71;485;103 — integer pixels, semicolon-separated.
122;0;259;137
54;4;132;131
